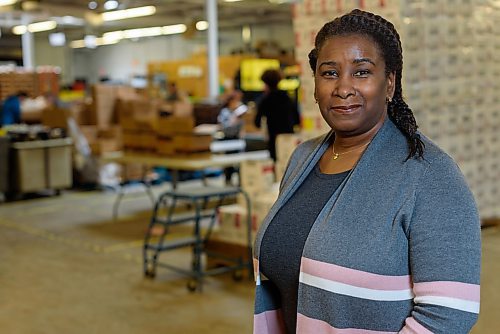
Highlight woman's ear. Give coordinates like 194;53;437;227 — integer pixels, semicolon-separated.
387;72;396;99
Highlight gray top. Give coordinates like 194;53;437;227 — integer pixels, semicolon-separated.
260;164;349;334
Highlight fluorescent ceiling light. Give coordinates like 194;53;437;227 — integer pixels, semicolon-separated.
103;24;186;41
77;23;187;48
12;25;27;35
0;0;17;7
124;27;163;39
224;0;243;2
102;30;124;42
162;24;186;35
29;20;57;33
101;6;156;22
196;21;208;31
12;20;57;35
70;40;86;48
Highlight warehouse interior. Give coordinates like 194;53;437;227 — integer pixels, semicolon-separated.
0;0;499;333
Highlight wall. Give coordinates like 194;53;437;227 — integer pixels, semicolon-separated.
34;36;73;85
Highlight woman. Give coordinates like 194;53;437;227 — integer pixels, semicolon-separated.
254;69;300;161
253;9;480;334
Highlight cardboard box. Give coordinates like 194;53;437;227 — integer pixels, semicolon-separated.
173;134;212;153
90;139;122;155
130;99;159;131
157;116;195;136
41;107;69;129
157;137;175;156
240;159;275;190
212;204;259;246
276;133;303;164
91;84;117;128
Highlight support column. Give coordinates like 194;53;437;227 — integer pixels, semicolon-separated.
21;23;35;70
206;0;219;101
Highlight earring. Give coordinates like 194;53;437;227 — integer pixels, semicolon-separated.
386;96;392;103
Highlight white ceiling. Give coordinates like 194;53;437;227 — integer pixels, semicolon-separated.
0;0;294;41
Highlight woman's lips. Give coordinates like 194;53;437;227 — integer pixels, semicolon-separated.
331;104;362;113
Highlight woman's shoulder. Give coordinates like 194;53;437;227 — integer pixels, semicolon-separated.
412;132;469;185
418;133;457;166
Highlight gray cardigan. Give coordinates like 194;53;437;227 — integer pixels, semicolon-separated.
253;119;481;333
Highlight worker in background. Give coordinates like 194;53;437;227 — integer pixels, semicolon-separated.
254;69;300;161
165;82;180;102
218;90;248;139
217;90;248;185
1;91;28;126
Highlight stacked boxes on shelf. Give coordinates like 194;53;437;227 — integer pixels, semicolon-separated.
117;98;211;155
157;115;211;154
399;1;500;218
0;71;38;101
292;0;500;219
212;204;258;246
238;159;276;204
213;189;280;247
0;66;60;101
118;98;160;152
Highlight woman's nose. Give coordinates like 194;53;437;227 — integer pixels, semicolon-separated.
333;76;355;99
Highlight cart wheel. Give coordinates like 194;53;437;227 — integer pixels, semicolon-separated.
187;279;198;292
232;270;244;281
144;269;156;278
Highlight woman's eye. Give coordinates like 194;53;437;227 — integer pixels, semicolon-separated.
354;70;370;77
321;70;338;77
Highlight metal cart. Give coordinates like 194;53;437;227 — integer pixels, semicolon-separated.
143;186;251;292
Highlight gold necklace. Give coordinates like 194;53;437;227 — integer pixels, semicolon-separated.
332;142;370;160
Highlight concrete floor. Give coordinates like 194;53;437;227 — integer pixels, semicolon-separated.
0;181;498;334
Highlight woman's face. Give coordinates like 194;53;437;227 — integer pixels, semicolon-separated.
314;34;395;137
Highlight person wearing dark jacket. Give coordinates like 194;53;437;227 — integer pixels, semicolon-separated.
255;69;299;161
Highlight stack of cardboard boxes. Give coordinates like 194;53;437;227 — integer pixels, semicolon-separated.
211;159;277;246
0;66;60;104
274;133;305;182
116;97;212;155
0;70;38;101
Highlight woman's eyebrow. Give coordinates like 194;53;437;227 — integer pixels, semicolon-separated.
353;57;375;65
319;61;337;67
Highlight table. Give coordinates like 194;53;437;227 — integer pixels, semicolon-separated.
102;150;269;185
101;150;270;219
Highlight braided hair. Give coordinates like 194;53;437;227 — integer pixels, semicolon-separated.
308;9;425;159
